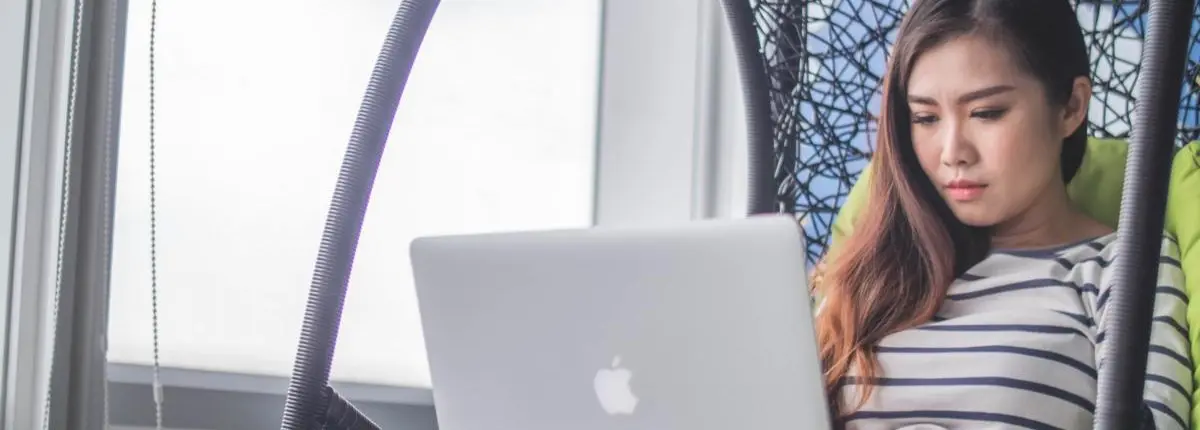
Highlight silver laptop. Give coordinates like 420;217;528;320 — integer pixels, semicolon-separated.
410;215;832;430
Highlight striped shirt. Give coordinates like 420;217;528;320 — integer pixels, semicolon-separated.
836;233;1192;429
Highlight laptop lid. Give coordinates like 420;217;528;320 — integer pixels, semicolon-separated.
411;215;831;430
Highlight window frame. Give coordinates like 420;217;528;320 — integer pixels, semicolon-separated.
5;0;127;428
0;0;30;424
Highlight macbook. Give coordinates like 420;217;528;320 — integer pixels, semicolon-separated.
411;215;832;430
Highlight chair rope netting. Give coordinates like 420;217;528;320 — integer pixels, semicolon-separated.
749;0;1200;265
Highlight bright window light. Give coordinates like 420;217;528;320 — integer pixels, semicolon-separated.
108;0;601;388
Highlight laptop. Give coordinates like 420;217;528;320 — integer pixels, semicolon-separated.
410;215;832;430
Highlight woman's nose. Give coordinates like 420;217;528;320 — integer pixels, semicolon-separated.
939;123;976;167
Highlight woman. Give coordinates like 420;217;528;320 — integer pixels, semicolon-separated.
815;0;1191;428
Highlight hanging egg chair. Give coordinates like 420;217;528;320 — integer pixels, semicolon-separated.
278;0;1199;429
734;1;1199;429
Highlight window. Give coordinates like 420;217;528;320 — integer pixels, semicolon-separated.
108;0;601;389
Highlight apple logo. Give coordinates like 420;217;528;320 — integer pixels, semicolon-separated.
593;355;639;415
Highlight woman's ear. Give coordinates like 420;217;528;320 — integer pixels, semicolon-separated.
1062;76;1092;138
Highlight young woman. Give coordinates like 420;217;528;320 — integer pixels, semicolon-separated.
815;0;1191;428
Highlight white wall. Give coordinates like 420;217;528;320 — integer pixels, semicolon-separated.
594;0;747;226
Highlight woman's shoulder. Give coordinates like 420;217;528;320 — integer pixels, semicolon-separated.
1076;231;1181;261
1055;231;1183;288
985;232;1116;263
972;231;1178;279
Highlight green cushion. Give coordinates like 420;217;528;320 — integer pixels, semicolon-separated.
828;137;1200;422
1171;143;1200;426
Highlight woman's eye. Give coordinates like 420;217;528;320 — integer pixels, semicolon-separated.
911;114;937;125
972;108;1008;120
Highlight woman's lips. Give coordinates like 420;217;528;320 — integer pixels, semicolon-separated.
945;179;986;201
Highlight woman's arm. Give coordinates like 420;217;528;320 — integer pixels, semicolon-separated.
1098;237;1192;429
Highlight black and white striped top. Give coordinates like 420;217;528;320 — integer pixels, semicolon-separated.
835;233;1192;430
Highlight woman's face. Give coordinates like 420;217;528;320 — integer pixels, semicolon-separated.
906;34;1087;228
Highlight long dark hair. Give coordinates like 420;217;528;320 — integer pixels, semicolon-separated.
814;0;1091;422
